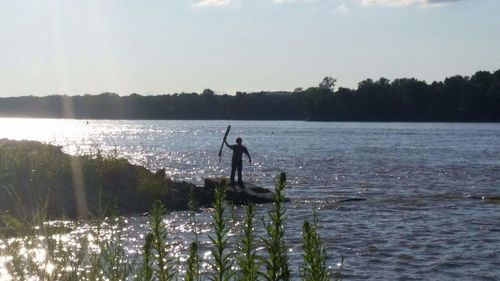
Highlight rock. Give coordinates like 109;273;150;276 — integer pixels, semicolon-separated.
204;177;280;204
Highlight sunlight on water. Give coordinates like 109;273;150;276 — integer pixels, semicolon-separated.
1;119;500;280
0;256;13;281
0;118;89;143
0;118;224;184
0;211;222;280
0;219;138;281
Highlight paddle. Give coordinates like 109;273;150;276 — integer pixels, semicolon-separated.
218;125;231;162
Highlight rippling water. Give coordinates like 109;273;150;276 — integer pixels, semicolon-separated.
1;119;500;280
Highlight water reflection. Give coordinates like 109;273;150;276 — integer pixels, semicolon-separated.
1;119;500;279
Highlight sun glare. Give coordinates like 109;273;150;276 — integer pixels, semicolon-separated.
0;118;86;142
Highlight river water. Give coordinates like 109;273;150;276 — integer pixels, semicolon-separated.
1;119;500;280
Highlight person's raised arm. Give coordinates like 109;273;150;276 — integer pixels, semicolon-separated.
224;137;230;148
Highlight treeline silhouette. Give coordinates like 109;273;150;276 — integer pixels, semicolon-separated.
1;69;499;121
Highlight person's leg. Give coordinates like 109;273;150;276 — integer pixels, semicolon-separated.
230;163;236;185
237;162;244;188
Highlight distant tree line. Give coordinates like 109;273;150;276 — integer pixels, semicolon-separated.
1;69;499;121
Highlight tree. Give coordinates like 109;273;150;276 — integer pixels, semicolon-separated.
202;89;215;96
318;76;337;92
294;87;304;93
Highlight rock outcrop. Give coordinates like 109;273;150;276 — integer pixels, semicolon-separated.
204;177;277;204
0;139;279;223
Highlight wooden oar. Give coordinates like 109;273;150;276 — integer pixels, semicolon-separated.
218;125;231;162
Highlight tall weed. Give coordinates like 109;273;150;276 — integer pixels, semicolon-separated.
261;172;290;281
149;200;176;281
236;203;260;281
301;211;330;281
209;180;233;281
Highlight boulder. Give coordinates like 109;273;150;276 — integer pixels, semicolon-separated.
204;177;279;204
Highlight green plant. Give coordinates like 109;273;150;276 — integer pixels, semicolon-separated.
185;241;200;281
236;203;260;281
136;233;154;281
186;187;201;281
261;172;290;281
301;211;330;281
0;143;54;229
0;155;339;281
50;235;93;281
209;180;233;281
95;223;135;281
149;200;176;281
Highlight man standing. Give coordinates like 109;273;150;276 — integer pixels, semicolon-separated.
224;137;251;188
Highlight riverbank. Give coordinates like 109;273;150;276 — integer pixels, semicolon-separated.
0;139;221;225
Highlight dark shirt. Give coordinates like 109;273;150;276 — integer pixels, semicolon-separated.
228;144;249;164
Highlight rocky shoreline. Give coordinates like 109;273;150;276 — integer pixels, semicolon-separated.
0;139;275;223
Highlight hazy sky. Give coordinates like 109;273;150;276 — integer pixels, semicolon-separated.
1;0;499;97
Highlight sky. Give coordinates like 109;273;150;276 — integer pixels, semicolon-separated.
0;0;499;97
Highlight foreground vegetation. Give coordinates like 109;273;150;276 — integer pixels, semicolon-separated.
0;69;499;121
1;139;341;279
0;173;340;280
